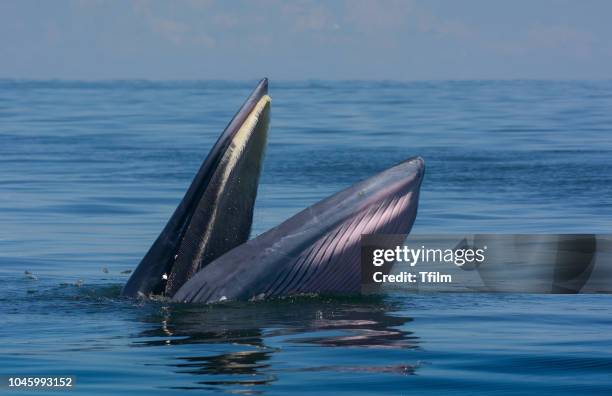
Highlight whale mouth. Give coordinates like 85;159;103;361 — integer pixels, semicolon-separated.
122;78;426;303
121;79;271;298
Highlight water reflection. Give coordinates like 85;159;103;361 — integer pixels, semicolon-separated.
132;296;419;390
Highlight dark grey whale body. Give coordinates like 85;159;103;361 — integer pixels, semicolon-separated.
122;79;271;298
123;79;425;302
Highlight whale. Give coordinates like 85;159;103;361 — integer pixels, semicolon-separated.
172;156;425;303
122;79;271;298
122;78;425;303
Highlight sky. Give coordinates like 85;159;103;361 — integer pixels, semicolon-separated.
1;0;611;80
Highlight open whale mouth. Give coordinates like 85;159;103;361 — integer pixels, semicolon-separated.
121;79;271;298
122;78;426;304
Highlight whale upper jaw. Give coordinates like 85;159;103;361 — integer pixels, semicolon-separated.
121;79;270;299
172;156;425;304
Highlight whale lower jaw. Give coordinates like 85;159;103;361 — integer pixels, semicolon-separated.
264;192;419;298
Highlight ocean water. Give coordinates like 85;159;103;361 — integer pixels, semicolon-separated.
1;80;611;395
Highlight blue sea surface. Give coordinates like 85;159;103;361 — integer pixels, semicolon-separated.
1;80;611;395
